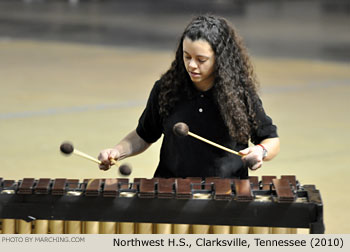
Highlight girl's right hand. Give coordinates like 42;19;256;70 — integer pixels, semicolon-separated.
98;148;120;171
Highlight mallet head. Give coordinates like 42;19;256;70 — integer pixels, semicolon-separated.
118;164;132;176
60;142;74;155
173;122;189;137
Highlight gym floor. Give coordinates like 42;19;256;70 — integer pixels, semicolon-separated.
0;0;349;233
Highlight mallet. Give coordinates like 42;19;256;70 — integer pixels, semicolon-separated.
60;142;133;176
173;122;243;157
60;142;103;164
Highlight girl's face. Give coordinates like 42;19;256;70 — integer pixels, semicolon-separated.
182;37;215;91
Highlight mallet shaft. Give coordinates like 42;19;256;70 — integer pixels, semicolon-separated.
188;132;243;157
73;149;101;164
73;149;119;166
73;149;118;166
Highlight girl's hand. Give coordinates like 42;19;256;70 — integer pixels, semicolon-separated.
239;145;265;170
98;148;120;171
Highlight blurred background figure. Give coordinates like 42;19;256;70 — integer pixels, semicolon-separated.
0;0;349;233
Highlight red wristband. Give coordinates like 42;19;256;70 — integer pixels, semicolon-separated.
257;144;268;159
257;144;266;151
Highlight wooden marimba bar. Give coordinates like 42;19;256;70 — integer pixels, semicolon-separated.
0;176;324;234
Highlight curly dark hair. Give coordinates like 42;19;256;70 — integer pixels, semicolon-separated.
159;15;261;144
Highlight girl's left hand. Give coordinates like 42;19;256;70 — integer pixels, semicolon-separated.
239;145;264;170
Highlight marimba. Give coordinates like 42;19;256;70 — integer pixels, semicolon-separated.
0;176;324;234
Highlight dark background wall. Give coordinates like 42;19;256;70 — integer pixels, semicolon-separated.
0;0;349;62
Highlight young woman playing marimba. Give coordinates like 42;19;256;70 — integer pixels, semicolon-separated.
97;15;281;234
